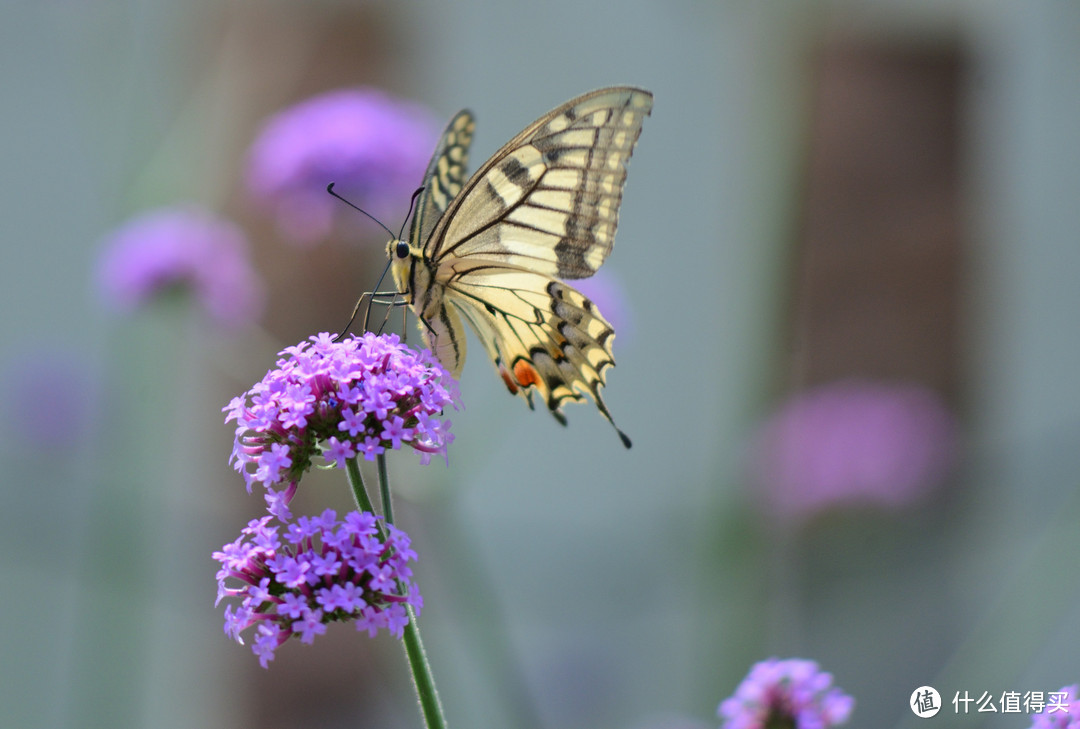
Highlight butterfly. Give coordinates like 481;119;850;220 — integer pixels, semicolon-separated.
382;86;652;449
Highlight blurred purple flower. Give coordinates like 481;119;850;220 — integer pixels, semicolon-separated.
573;269;634;348
224;332;461;520
749;379;956;523
1029;686;1080;728
214;509;422;668
247;86;439;244
719;657;854;729
1;346;102;450
96;206;265;327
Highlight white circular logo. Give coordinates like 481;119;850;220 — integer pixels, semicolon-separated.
911;686;941;718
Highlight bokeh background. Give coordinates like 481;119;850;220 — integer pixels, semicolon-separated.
3;1;1079;728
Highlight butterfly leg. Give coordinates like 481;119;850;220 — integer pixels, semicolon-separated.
334;290;404;341
366;292;408;337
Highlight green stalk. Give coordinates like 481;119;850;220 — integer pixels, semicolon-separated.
399;602;443;729
377;451;394;525
345;457;447;729
345;458;378;516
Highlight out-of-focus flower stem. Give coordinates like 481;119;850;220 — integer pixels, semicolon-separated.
345;456;447;729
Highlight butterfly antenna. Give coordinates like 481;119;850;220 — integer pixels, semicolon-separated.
326;183;396;239
399;186;424;241
326;183;403;342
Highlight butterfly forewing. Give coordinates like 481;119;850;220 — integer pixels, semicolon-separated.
410;110;476;249
402;87;651;448
427;88;652;282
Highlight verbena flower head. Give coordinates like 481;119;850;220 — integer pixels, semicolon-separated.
1029;686;1080;728
247;86;438;244
96;206;265;327
213;509;422;668
719;657;854;729
749;379;955;524
225;332;460;519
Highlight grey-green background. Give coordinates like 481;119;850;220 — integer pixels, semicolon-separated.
3;2;1079;728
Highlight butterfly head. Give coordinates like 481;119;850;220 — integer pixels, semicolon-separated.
386;238;424;302
391;239;411;260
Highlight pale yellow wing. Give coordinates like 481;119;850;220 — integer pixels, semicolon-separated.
441;260;631;447
403;87;652;447
425;87;652;281
409;110;475;248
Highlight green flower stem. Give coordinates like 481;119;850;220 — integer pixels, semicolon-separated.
345;457;447;729
377;452;394;525
345;458;378;516
400;602;443;729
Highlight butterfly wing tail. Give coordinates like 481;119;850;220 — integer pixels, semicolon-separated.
591;390;632;449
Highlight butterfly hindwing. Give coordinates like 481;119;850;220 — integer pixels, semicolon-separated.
441;261;629;445
424;302;468;380
395;87;651;447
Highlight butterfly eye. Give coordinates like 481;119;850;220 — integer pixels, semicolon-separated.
395;241;411;259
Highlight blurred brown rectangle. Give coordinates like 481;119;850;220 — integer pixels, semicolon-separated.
789;39;965;405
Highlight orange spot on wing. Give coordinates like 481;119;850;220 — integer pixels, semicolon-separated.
513;360;542;388
499;366;519;394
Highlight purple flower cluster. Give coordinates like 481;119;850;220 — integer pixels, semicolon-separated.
749;379;955;524
96;206;265;327
719;658;854;729
225;332;459;519
213;509;422;667
1029;686;1080;728
247;86;438;244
